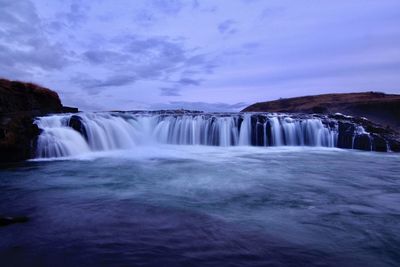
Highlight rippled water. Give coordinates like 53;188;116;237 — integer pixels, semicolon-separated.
1;146;400;266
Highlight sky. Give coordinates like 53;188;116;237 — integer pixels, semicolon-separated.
0;0;399;111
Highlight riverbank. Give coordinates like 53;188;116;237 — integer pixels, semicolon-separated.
0;79;77;162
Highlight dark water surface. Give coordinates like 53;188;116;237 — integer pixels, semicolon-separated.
1;146;399;266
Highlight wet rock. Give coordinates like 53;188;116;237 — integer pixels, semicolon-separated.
353;134;372;151
0;78;77;163
0;115;41;162
331;114;399;152
0;216;29;227
337;122;355;149
388;139;400;152
312;106;328;114
371;134;388;152
242;91;400;132
68;115;88;140
242;113;399;152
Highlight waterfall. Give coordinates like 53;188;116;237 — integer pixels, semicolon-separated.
34;115;89;158
238;115;251;146
34;112;381;158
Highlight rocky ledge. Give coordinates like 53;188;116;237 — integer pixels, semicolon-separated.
242;92;400;132
242;92;400;152
0;216;29;227
328;113;400;152
0;79;78;163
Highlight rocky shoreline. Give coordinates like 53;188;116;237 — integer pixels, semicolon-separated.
0;79;77;163
0;79;399;164
329;113;400;152
242;92;400;132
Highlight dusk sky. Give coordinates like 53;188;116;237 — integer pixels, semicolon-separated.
1;0;400;111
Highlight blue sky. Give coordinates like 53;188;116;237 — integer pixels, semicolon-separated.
1;0;399;111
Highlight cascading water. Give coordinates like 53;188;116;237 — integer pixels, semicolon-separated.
34;112;380;158
35;115;91;158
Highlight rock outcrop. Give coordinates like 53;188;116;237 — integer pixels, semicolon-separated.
236;112;400;152
0;115;41;162
0;216;29;227
242;92;400;132
0;79;77;163
328;114;399;152
0;79;63;114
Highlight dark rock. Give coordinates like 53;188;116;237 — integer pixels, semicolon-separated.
371;134;388;152
388;139;400;152
0;115;41;162
0;216;29;227
62;106;79;113
0;79;62;114
337;122;355;149
0;78;68;163
312;106;328;114
241;113;399;152
68;115;88;140
242;92;400;132
353;134;372;151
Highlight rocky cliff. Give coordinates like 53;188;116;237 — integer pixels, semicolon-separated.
242;92;400;132
0;79;77;163
0;79;63;115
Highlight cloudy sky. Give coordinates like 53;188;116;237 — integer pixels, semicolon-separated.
1;0;399;111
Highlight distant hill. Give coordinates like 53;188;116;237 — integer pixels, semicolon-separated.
242;92;400;132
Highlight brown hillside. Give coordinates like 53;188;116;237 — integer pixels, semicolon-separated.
242;92;400;131
0;79;62;114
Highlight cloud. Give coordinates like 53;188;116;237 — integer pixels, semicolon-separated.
150;0;186;15
71;74;137;94
83;50;127;64
73;34;215;95
132;0;201;27
160;87;181;96
241;42;262;50
65;3;89;25
259;61;400;86
2;0;400;111
150;0;202;15
158;77;202;96
218;19;237;35
60;91;107;111
0;0;69;79
259;7;285;19
177;77;202;86
149;101;248;112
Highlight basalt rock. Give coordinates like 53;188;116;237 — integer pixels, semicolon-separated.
388;139;400;152
0;115;41;162
68;115;88;140
242;92;400;132
246;113;400;152
0;79;62;114
0;216;29;226
371;134;388;152
337;122;355;149
353;134;372;151
331;113;400;152
0;78;77;163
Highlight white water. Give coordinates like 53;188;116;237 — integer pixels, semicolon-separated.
35;112;344;158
